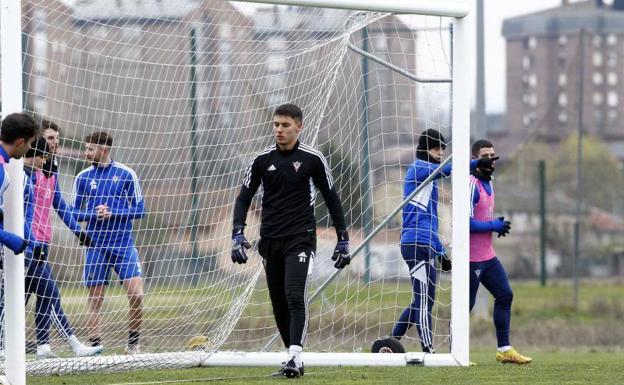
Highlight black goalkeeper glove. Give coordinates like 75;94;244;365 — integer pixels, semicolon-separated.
332;230;350;269
476;156;499;171
493;216;511;238
231;226;251;264
76;232;93;248
438;253;452;272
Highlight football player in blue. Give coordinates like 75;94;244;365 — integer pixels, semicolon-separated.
71;131;145;354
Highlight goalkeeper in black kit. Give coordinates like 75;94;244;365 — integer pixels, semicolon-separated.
232;103;350;379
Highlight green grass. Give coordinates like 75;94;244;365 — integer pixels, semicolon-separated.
18;281;624;383
27;350;624;385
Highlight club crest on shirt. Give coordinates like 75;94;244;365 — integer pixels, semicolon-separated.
112;176;120;183
293;161;302;172
90;180;97;190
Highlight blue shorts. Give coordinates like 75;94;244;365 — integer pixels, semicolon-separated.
83;246;142;287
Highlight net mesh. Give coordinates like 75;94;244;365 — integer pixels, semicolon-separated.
2;0;454;374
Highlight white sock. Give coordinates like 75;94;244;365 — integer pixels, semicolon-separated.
67;334;82;351
288;345;303;367
497;345;511;353
37;344;52;355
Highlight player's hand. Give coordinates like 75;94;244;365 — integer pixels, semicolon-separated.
332;230;350;269
492;216;511;237
438;253;452;272
32;245;47;261
231;226;251;264
76;231;93;248
96;204;112;220
476;156;499;171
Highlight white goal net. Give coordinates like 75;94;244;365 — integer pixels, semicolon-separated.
1;0;469;376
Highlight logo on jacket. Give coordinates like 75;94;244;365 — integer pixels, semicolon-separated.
298;251;307;263
267;164;276;171
90;180;97;190
112;176;120;183
293;161;302;172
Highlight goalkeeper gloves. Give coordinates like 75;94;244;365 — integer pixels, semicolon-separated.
492;217;511;237
438;253;452;272
476;156;499;172
332;230;350;269
231;226;251;264
76;232;93;247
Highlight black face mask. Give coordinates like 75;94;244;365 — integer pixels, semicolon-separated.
416;149;443;164
42;155;58;177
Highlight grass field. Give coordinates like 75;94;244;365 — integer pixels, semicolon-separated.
27;350;624;385
16;280;624;383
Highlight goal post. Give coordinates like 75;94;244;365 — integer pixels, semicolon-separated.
1;0;27;383
1;0;472;381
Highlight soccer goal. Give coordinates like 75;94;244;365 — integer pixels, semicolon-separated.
1;0;471;383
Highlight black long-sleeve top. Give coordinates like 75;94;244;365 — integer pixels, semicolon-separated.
233;141;346;238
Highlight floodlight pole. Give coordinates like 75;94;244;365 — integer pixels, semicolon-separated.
1;0;27;384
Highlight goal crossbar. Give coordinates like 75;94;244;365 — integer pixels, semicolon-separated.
234;0;470;18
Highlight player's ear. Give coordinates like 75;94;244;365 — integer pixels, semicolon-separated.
296;120;303;132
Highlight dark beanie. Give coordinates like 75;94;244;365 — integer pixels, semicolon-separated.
25;137;49;158
417;129;447;151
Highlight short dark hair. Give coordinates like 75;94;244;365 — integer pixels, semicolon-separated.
471;139;494;157
25;136;50;158
84;131;113;147
41;119;60;133
0;113;39;144
274;103;303;122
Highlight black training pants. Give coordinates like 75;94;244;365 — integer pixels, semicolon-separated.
258;232;315;348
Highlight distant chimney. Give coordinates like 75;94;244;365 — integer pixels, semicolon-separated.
614;0;624;10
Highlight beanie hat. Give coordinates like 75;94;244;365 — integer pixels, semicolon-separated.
417;129;447;151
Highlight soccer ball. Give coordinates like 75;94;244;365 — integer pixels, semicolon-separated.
185;335;215;351
371;337;406;353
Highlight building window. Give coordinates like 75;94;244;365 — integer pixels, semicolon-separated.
219;24;232;39
607;33;617;46
522;55;531;70
593;52;603;67
267;37;286;51
608;109;618;121
593;35;602;47
607;51;617;67
373;36;387;51
593;72;603;85
522;114;532;127
529;73;537;88
528;36;537;50
607;91;618;107
558;35;568;46
594;110;603;125
558;111;568;123
558;52;566;68
267;55;287;72
593;92;603;106
558;92;568;107
608;72;617;86
558;73;567;87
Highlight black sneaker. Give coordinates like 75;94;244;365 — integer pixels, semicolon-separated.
272;357;300;379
